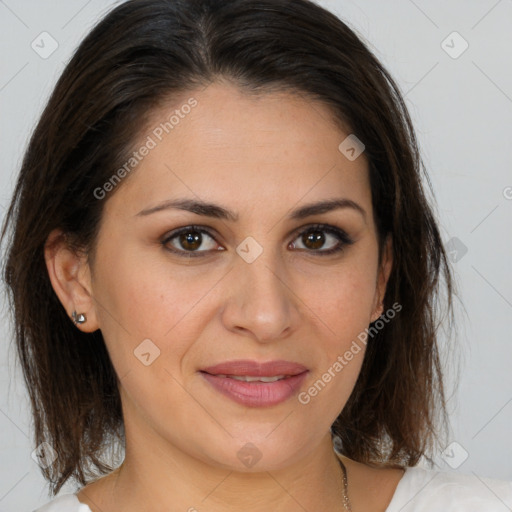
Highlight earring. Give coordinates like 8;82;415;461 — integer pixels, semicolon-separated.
71;310;87;325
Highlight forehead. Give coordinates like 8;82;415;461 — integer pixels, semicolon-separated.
104;82;371;220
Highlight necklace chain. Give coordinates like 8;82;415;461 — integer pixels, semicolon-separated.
337;457;352;511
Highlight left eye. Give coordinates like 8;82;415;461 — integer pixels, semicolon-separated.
289;225;354;255
161;224;354;257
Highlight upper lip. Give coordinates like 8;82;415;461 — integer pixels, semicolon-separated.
201;359;308;377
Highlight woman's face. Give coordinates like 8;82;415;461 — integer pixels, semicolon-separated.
84;81;392;470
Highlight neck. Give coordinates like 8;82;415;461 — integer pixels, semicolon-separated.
102;425;346;512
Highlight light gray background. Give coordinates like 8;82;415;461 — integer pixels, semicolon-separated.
1;0;511;510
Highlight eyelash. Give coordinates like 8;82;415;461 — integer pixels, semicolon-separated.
160;223;355;258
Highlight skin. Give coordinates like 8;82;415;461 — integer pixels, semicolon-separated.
45;80;403;512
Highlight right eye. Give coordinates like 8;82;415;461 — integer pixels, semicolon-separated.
161;226;224;257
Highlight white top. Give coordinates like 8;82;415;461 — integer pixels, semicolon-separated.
34;466;512;511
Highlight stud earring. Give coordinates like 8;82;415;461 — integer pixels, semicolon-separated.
71;311;87;325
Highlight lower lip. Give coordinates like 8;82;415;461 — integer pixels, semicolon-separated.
200;371;309;407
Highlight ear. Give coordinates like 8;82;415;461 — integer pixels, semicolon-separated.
370;234;393;323
44;229;100;333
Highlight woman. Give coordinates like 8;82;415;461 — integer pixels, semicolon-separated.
2;0;511;511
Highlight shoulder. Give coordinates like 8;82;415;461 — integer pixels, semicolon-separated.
387;465;512;512
33;493;92;512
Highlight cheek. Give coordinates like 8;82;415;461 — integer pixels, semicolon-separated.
298;274;373;417
91;243;226;380
93;240;213;334
310;255;378;335
300;251;378;386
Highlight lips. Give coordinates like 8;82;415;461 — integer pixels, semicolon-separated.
201;359;308;378
199;359;309;407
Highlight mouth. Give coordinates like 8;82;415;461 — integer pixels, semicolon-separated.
199;360;309;407
206;374;292;382
200;359;308;377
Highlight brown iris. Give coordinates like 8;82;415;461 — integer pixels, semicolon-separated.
302;229;325;250
179;231;202;251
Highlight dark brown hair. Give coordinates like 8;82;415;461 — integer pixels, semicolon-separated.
1;0;455;495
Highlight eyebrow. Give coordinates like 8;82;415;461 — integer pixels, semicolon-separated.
136;197;367;223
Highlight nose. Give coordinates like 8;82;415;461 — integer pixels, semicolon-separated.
220;246;301;343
